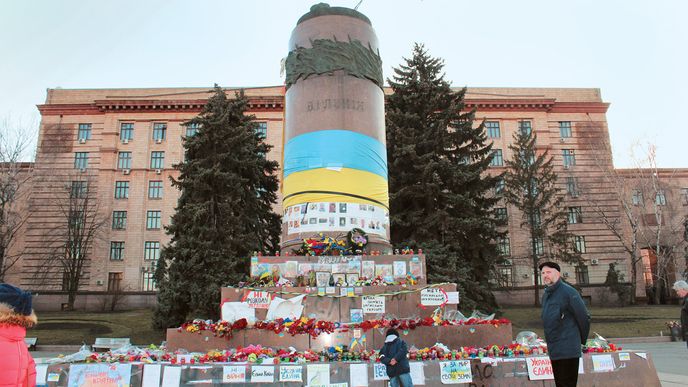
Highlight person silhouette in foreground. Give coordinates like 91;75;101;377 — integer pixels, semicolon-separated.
379;328;413;387
540;261;590;387
672;280;688;349
0;283;37;387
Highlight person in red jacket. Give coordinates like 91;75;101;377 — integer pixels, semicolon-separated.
0;283;37;387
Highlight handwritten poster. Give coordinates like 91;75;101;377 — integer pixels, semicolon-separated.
526;356;554;380
279;366;302;382
362;261;375;279
250;366;274;383
223;365;247;383
410;362;426;385
592;354;615;372
393;261;407;278
307;364;330;385
420;288;448;306
243;290;272;309
373;363;389;380
362;296;385;314
67;364;131;387
350;363;368;387
439;360;472;384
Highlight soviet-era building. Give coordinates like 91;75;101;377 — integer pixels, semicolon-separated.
4;86;687;309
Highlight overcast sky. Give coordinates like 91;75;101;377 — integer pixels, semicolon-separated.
1;0;686;167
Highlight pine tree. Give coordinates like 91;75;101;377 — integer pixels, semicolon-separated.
503;128;581;306
386;44;502;311
153;86;281;329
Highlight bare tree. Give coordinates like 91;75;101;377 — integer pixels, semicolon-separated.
40;173;108;310
0;116;35;281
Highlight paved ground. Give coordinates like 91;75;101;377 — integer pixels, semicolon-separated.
623;342;688;386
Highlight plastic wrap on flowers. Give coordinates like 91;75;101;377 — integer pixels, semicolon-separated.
514;331;540;347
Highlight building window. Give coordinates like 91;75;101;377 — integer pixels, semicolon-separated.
255;122;267;139
142;271;157;291
150;151;165;169
112;211;127;230
533;237;544;255
490;149;503;167
574;235;587;253
519;120;532;136
148;180;163;199
567;206;583;224
497;237;511;256
144;241;160;261
70;181;87;198
146;210;161;229
107;272;123;291
495;178;505;195
529;210;542;226
74;152;89;169
109;241;125;261
681;188;688;206
77;123;92;141
566;176;580;197
117;152;132;170
485;121;500;139
495;207;508;224
186;122;200;137
559;121;572;138
120;123;134;141
562;149;576;167
495;266;513;288
575;265;589;285
632;189;643;206
114;181;129;199
655;190;667;206
152;123;167;141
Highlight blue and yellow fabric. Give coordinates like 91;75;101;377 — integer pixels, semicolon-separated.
283;129;389;209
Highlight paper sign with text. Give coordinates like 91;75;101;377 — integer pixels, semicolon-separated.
250;366;274;383
243;291;272;309
67;364;132;387
526;356;554;381
439;360;472;384
223;365;246;383
350;363;368;387
362;296;385;313
420;288;448;306
307;364;331;385
373;363;389;380
592;354;615;372
410;362;426;385
279;366;302;382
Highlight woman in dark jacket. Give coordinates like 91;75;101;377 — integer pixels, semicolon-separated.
379;328;413;387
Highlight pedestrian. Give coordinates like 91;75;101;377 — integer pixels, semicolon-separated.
672;280;688;349
0;283;37;387
539;262;590;387
379;328;413;387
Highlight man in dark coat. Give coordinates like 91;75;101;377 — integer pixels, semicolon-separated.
539;261;591;387
672;280;688;349
379;328;413;387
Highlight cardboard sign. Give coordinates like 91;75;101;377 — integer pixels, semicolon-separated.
439;360;472;384
362;296;385;314
592;354;615;372
526;356;554;380
373;363;389;380
67;364;132;387
250;366;274;383
279;365;302;382
223;365;247;383
420;288;448;306
243;291;272;309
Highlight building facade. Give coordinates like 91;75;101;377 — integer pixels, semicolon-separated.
4;86;687;308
